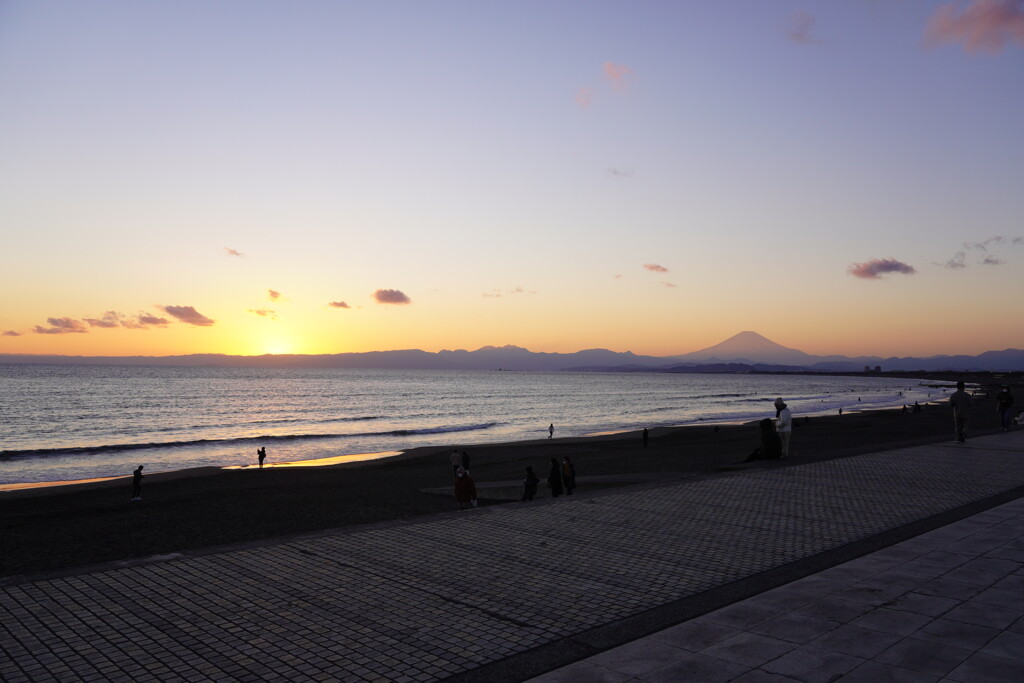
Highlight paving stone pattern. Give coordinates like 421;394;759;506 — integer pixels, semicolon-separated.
2;433;1023;682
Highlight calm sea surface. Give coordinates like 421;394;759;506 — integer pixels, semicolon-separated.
0;365;949;484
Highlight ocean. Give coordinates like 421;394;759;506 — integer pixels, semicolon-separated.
0;365;950;485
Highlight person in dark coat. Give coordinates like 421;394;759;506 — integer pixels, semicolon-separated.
996;386;1015;432
561;456;576;495
521;466;539;501
744;419;782;462
454;467;477;510
547;458;563;497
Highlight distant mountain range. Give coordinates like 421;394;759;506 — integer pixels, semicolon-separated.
2;331;1023;372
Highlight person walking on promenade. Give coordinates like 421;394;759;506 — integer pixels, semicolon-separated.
547;457;563;497
774;398;793;458
131;465;144;501
449;450;462;475
257;446;266;469
562;456;577;495
548;423;554;439
454;467;477;510
950;381;972;443
522;466;539;501
642;427;649;447
996;386;1015;432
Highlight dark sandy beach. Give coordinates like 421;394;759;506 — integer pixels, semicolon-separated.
2;378;1019;579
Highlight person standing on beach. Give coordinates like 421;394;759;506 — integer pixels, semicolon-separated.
547;457;563;497
774;398;792;458
257;446;266;469
996;386;1015;432
453;467;477;510
460;450;470;472
950;381;972;443
449;450;462;475
548;423;554;439
561;456;576;495
642;427;649;447
131;465;144;501
522;466;539;501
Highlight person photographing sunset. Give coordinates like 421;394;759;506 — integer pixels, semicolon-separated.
774;398;792;458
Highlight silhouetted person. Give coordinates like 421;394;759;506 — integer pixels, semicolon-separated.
950;381;972;443
642;427;649;447
449;450;462;475
257;446;266;469
522;466;539;501
744;419;782;462
562;456;576;495
548;423;554;439
996;386;1015;432
461;450;470;472
547;458;563;497
131;465;144;501
913;401;921;414
453;467;477;510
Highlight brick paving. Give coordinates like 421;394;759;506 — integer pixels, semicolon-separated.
1;431;1022;682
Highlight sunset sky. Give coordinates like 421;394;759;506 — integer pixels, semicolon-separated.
1;1;1022;359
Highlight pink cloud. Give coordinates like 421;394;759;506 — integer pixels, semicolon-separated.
225;247;244;257
3;330;21;336
848;258;917;279
85;311;126;328
328;301;351;309
134;313;170;327
373;289;411;305
160;305;215;326
643;263;669;273
602;62;633;91
268;289;281;300
34;317;89;334
249;309;277;319
788;12;822;44
575;86;594;108
925;0;1024;53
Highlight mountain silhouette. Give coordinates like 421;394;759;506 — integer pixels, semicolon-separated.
673;331;815;365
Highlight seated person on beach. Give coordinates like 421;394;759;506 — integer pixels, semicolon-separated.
744;419;782;462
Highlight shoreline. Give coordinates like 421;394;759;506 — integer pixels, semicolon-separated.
1;397;949;493
1;385;1018;578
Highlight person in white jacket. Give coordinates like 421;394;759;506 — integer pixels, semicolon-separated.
774;398;793;458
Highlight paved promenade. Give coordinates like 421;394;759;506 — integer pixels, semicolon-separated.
2;431;1023;682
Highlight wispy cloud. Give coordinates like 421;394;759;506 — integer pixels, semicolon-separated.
249;309;277;319
225;247;244;257
788;12;823;44
328;301;351;309
3;330;21;337
268;289;281;300
848;258;917;279
575;86;594;108
981;256;1004;265
602;61;634;91
160;305;215;326
373;289;411;305
34;317;89;334
925;0;1024;53
608;168;634;178
643;263;669;273
662;282;678;288
482;286;528;299
941;251;968;269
